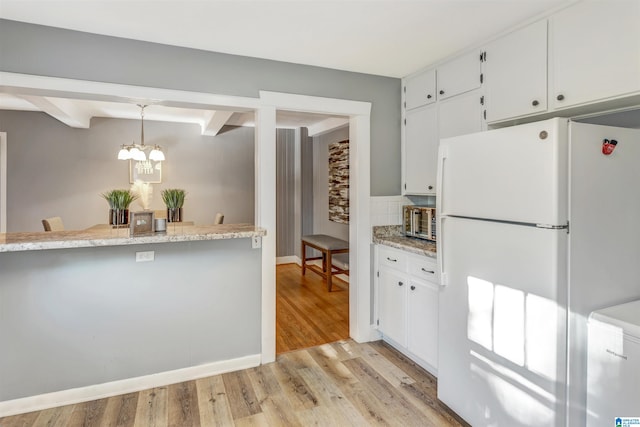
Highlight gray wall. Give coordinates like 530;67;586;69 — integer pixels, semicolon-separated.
300;127;314;253
275;129;296;257
0;19;401;196
0;110;255;232
313;127;350;242
0;239;261;401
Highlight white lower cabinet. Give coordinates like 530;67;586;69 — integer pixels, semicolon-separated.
378;268;408;347
407;278;439;370
376;244;439;375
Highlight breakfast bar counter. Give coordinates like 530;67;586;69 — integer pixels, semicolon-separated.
0;223;264;409
0;223;267;253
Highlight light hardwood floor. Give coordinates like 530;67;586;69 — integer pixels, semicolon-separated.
276;263;349;354
0;340;468;426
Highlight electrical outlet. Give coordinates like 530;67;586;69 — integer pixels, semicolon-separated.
136;251;155;262
252;236;262;249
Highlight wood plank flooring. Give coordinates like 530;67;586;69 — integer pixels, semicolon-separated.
276;263;349;354
0;340;468;426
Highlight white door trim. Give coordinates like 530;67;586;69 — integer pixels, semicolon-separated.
260;91;374;359
0;132;6;233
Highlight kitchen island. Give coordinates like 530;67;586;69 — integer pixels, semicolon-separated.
0;224;266;416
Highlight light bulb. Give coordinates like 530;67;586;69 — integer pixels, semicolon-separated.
130;147;146;161
149;147;165;161
117;147;131;160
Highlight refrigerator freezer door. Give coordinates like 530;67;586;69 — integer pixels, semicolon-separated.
438;216;567;427
438;117;568;226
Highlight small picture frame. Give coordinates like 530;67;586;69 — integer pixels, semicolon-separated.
130;211;155;236
130;160;162;184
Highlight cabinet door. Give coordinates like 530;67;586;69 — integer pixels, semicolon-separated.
437;50;481;100
550;1;640;109
378;267;407;347
484;20;547;122
405;69;436;110
404;104;438;195
438;89;483;140
407;279;439;370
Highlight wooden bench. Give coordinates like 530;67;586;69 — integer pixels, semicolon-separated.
301;234;349;291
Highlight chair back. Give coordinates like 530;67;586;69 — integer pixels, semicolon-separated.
214;213;224;224
42;216;64;232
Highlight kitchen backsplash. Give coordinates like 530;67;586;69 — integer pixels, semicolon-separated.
370;195;436;226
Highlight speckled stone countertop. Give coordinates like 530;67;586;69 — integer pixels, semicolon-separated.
0;224;267;253
373;225;437;259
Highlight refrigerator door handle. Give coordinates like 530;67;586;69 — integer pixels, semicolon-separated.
436;145;448;215
535;222;569;231
438;215;448;287
437;145;448;287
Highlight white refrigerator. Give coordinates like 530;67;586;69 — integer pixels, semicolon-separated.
436;117;640;427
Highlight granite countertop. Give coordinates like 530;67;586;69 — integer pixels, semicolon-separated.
0;224;267;253
373;225;437;259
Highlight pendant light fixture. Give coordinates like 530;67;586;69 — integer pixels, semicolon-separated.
117;104;165;162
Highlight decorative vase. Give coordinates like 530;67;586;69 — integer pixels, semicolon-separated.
167;207;183;223
109;209;129;226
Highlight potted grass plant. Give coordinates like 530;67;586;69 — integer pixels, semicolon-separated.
101;189;137;226
161;188;186;222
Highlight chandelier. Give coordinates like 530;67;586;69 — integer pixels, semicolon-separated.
117;104;165;162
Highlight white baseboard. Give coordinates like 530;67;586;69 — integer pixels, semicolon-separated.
352;325;382;343
0;353;261;418
276;255;301;265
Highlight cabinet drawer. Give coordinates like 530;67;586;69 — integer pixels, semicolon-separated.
378;245;408;271
408;256;439;284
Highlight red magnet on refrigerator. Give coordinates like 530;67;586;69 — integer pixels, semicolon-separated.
602;139;618;155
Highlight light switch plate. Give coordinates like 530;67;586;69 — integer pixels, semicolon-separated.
252;236;262;249
136;251;155;262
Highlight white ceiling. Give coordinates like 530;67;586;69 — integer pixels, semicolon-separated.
0;0;575;78
0;0;574;132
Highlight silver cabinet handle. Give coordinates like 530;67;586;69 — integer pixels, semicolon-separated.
422;268;435;274
387;257;397;262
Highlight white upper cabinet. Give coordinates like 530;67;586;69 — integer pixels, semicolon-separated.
405;69;436;110
484;20;548;123
436;50;482;100
439;89;484;139
550;1;640;109
404;104;438;195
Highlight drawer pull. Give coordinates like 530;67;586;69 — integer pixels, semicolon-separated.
410;285;416;291
421;268;435;274
398;281;404;287
387;257;397;262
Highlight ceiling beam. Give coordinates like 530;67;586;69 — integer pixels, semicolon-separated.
18;95;92;128
306;117;349;137
202;110;234;136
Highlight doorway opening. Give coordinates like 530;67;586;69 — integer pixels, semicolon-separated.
274;121;350;354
